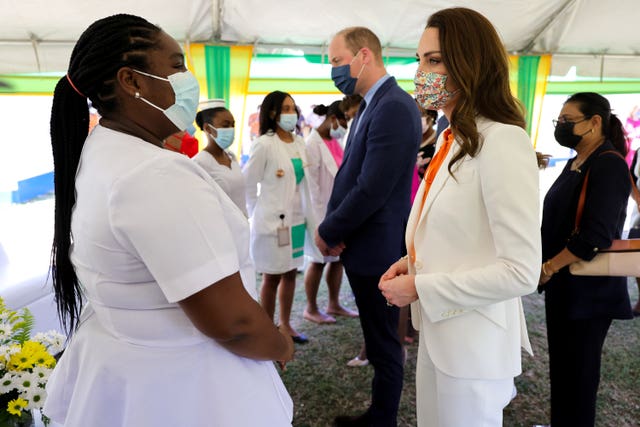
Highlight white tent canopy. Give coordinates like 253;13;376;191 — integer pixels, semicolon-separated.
2;0;640;78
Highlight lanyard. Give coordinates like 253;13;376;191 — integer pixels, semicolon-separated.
408;128;455;263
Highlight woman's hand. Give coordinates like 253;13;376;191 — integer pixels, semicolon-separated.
538;260;556;286
276;328;295;371
380;257;409;282
379;273;418;307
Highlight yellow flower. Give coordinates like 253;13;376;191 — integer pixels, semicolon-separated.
7;397;28;416
34;351;56;369
7;341;54;371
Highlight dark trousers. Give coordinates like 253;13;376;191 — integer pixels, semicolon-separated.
546;308;612;427
346;270;403;427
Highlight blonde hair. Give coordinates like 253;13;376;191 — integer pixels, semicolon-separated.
336;27;383;65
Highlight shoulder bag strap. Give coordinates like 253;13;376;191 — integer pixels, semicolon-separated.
574;150;640;232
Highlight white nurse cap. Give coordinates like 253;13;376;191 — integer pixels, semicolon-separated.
198;99;227;112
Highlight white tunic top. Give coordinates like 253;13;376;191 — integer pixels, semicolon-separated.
192;150;247;216
43;126;292;427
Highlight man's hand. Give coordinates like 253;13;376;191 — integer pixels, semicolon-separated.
315;229;345;257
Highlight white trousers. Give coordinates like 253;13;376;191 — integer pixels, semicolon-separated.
416;343;516;427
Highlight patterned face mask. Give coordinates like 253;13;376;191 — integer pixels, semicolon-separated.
414;70;458;111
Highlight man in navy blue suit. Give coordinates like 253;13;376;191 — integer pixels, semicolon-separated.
315;26;421;427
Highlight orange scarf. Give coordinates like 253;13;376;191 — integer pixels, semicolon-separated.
408;128;455;263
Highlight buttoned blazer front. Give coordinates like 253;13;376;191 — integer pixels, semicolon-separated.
319;77;422;277
408;117;541;380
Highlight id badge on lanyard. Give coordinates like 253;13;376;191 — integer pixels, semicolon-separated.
277;214;290;247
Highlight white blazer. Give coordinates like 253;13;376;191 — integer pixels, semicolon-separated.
408;117;541;380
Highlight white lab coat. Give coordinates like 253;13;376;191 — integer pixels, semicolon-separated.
304;129;340;263
243;131;317;273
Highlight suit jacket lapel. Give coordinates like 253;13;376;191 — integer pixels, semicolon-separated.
415;118;495;229
416;134;455;228
341;77;397;165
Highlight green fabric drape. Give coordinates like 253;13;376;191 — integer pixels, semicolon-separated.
517;56;541;136
205;46;230;103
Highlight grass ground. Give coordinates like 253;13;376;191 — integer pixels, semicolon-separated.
274;273;640;427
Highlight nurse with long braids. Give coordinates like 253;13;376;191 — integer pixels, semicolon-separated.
44;14;293;427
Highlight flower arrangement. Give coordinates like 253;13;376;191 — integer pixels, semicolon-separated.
0;297;64;426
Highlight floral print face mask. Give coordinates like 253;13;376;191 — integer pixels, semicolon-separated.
414;70;458;111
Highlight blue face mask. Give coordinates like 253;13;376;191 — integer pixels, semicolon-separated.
329;121;347;140
278;113;298;132
331;51;365;95
133;69;200;131
209;126;235;150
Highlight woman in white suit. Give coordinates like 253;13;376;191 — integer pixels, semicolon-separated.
244;90;317;344
378;7;541;426
303;101;358;324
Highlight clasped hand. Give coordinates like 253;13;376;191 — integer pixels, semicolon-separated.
314;229;345;257
378;258;419;307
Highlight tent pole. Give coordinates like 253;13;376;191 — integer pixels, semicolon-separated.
30;33;41;73
214;0;223;41
520;0;577;54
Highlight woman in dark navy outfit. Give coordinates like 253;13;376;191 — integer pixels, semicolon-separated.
539;92;633;427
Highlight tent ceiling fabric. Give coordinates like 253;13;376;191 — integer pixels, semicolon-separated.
1;0;639;78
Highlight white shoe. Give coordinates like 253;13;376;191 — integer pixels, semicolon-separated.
346;356;369;367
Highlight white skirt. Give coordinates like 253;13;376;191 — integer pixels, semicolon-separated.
44;309;292;427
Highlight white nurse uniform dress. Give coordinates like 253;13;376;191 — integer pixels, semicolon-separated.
43;126;293;427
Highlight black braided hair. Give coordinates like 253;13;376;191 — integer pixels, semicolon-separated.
50;14;162;334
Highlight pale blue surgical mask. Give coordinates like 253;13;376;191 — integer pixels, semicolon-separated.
330;121;347;140
209;126;235;150
133;69;200;131
278;113;298;132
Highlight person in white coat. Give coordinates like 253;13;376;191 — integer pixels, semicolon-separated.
378;7;541;426
303;101;358;324
244;90;317;344
193;99;247;216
